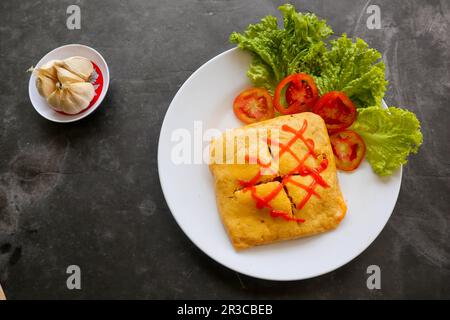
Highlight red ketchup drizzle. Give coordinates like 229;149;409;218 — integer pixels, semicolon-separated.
56;61;104;116
238;120;330;223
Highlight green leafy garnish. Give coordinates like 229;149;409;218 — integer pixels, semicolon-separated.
230;3;332;92
311;34;388;109
230;5;387;108
351;107;423;176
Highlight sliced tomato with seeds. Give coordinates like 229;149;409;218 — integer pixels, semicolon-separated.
330;130;366;171
312;91;357;132
274;73;319;115
233;88;274;124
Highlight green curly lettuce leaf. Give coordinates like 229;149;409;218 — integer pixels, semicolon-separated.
312;34;388;109
230;3;332;92
351;107;423;176
230;5;387;108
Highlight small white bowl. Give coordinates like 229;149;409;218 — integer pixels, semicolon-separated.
28;44;110;123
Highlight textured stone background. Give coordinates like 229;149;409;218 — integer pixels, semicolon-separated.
0;0;449;299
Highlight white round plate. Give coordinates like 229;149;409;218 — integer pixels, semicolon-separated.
28;44;110;123
158;48;401;281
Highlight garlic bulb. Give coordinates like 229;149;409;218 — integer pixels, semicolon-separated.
34;56;96;114
47;82;95;114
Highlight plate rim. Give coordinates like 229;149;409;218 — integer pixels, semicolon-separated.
158;47;402;281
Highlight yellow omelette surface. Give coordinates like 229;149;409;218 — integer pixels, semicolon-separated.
209;113;347;250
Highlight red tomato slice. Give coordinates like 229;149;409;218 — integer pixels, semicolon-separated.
312;91;357;132
274;73;319;115
233;88;274;124
330;130;366;171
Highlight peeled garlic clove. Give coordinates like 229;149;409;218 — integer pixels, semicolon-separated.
55;66;85;85
59;82;95;114
61;56;94;81
35;59;61;79
36;75;57;98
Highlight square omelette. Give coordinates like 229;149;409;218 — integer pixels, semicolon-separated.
209;112;347;250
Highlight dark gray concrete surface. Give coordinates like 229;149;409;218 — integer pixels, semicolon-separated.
0;0;449;299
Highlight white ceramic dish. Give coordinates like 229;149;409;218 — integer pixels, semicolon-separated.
28;44;110;123
158;48;401;281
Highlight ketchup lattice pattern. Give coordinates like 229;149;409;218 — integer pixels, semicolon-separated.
238;119;330;223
